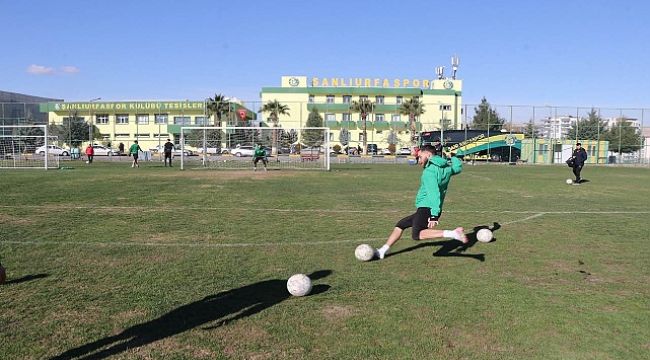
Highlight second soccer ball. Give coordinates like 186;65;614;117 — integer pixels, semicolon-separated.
354;244;375;261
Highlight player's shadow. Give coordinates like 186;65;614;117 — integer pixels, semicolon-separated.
388;223;501;262
50;270;332;360
2;273;49;285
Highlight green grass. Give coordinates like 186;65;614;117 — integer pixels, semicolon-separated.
1;162;649;359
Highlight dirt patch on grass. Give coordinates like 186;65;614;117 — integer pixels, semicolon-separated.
0;213;35;225
321;305;357;322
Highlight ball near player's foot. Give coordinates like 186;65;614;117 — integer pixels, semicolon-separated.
354;244;375;261
476;228;494;243
287;274;312;297
566;179;573;185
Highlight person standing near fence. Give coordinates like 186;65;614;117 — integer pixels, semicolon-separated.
163;139;174;167
85;144;94;164
253;144;268;171
129;141;143;168
570;142;588;184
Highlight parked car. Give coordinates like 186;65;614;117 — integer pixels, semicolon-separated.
397;147;412;155
35;145;69;156
149;144;193;156
92;145;119;156
226;145;271;157
380;148;392;155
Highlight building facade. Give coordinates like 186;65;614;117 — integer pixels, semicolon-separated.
41;100;256;151
260;76;463;150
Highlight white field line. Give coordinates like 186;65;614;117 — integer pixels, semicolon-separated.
0;204;648;215
0;238;384;248
501;212;546;225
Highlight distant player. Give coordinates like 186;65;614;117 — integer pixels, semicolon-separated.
129;140;143;168
376;144;467;259
163;139;174;167
253;144;268;171
569;142;588;184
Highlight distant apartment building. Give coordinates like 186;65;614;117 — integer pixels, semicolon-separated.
541;116;577;139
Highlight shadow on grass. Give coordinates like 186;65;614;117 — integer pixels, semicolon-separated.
50;270;332;360
387;222;502;262
2;273;49;285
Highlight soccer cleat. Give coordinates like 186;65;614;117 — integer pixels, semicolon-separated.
376;248;387;260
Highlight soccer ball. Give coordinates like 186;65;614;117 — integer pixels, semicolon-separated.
355;244;375;261
85;161;89;164
476;228;493;243
566;179;573;185
287;274;312;297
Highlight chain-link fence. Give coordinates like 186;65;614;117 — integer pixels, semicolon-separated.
2;101;648;165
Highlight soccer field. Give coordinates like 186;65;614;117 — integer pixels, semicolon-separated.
1;163;649;359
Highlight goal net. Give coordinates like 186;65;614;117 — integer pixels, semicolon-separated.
0;125;59;169
180;126;330;171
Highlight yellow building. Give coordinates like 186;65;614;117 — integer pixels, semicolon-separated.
260;75;463;151
40;100;256;151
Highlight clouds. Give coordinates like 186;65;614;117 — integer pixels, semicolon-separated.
26;64;80;75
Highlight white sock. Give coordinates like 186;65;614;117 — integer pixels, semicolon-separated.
377;244;390;259
443;230;461;240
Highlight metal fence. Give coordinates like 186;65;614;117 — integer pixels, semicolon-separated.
2;101;648;165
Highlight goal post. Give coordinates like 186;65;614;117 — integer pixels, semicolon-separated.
180;126;330;171
0;125;59;170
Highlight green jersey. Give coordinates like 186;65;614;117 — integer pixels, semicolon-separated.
415;155;462;216
129;143;141;155
254;147;266;158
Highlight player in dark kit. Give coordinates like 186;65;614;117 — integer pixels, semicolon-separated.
163;139;174;167
569;142;588;184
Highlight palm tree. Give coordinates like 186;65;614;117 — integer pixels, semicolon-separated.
399;98;425;145
349;98;374;155
206;94;230;127
259;100;290;155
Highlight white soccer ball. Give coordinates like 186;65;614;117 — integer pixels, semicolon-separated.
566;179;573;185
287;274;312;297
85;161;89;164
476;228;493;243
355;244;375;261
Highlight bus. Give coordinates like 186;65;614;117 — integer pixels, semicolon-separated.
418;130;524;162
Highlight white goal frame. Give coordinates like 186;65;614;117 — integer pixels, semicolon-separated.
179;126;330;171
0;125;58;170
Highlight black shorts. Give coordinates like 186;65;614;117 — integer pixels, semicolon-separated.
395;207;440;240
164;152;172;159
253;156;267;165
132;153;139;160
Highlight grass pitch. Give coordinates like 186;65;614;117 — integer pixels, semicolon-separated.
1;162;649;359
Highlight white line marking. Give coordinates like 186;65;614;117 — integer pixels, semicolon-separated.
501;213;546;225
0;205;648;215
0;238;384;248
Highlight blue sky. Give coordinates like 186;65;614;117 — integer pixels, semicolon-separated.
2;0;649;108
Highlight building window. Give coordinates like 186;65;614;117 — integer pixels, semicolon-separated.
329;132;334;141
375;96;384;104
136;133;150;138
342;113;351;121
359;95;368;101
154;133;170;138
173;116;191;125
116;114;129;124
136;114;149;125
439;104;452;111
343;95;352;103
396;96;403;105
325;113;336;121
308;95;314;103
195;116;207;125
115;133;130;138
391;114;401;122
375;114;385;122
154;114;168;124
326;95;335;103
96;114;109;125
359;133;365;142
